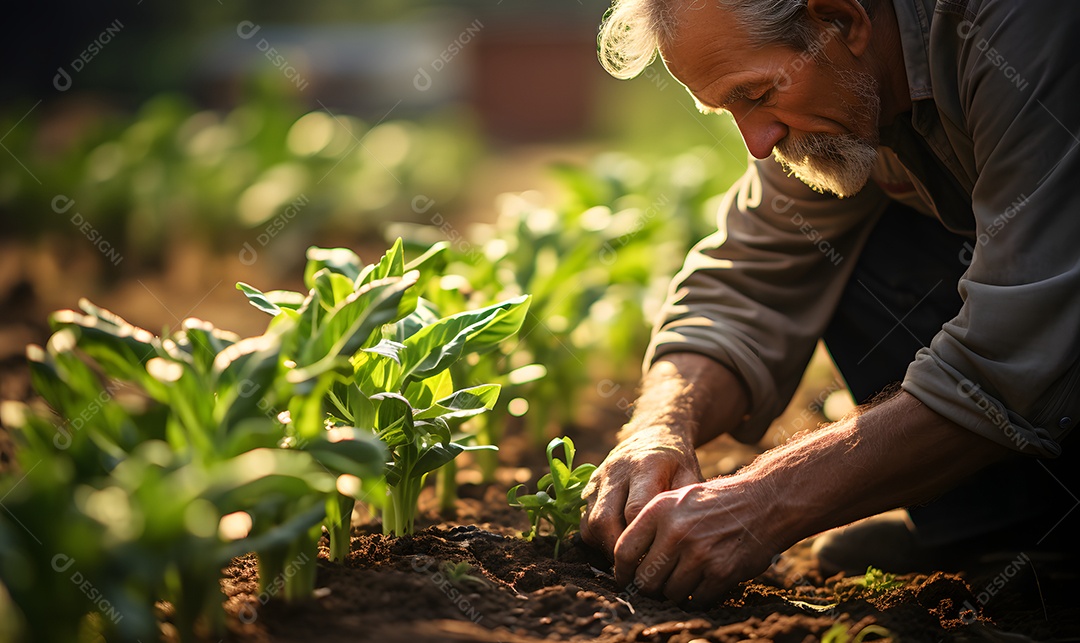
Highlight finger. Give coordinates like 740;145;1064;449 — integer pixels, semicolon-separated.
633;546;679;596
613;502;659;587
624;473;667;524
580;478;628;558
685;572;733;609
662;560;703;604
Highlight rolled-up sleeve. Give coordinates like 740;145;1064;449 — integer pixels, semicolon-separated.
646;156;889;442
902;1;1080;457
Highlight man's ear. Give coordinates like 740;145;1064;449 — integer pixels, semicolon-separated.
805;0;873;57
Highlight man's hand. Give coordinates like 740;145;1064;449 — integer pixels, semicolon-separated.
612;475;781;606
605;391;1007;606
580;426;704;558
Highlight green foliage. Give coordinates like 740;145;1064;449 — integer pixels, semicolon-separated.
1;239;527;641
507;436;596;558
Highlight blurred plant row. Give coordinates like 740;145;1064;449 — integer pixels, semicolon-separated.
0;241;527;641
0;92;480;266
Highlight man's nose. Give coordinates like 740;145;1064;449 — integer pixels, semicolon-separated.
731;108;787;159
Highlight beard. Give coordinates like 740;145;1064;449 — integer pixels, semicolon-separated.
773;68;881;198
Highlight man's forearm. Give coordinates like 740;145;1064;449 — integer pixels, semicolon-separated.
622;353;750;448
743;390;1009;544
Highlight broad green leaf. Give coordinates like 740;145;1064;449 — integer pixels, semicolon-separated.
212;331;282;399
372;392;413;435
414;384;501;421
236;282;282;316
177;318;240;375
461;295;531;354
313;270;358;311
352;350;402;396
293;273;419;379
347;386;376;430
399;441;463;482
547;437;574;498
287;375;334;441
265;289;307;310
393;299;441;342
304;247;362;289
403;241;449;294
304;433;386;479
374;238;406;280
400;369;453;410
415;417;452;445
221;418;282;458
362;339;405;363
398;296;528;384
50;305;159;383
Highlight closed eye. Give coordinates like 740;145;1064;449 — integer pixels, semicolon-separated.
723;84;774;110
750;88;775;106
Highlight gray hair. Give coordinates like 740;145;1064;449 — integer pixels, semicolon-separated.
598;0;824;79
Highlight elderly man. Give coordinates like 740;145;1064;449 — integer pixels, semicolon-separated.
581;0;1078;605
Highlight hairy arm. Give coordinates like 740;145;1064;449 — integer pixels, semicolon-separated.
619;353;750;447
580;352;749;557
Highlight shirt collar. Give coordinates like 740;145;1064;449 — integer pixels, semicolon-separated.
891;0;936;101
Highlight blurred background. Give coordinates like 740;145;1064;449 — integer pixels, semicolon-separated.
0;0;850;471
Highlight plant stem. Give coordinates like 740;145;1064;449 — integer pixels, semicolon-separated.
326;493;355;562
476;414;503;484
281;524;321;602
385;474;426;535
436;459;457;513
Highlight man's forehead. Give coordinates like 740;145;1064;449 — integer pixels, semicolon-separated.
657;3;756;86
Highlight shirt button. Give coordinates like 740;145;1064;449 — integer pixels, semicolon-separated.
1060;417;1073;429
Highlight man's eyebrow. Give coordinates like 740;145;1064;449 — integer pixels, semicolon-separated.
693;83;757;115
720;84;757;108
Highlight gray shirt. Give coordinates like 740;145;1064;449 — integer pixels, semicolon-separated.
645;0;1079;457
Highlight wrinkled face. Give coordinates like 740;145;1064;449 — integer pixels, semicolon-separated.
660;6;881;197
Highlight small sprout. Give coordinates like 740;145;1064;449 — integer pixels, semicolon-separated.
856;567;903;595
442;561;489;589
508;436;596;559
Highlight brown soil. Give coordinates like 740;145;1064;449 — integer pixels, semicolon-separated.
209;486;1079;643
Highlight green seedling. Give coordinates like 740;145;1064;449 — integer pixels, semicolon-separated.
442;561;489;589
856;567;903;595
507;436;596;558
